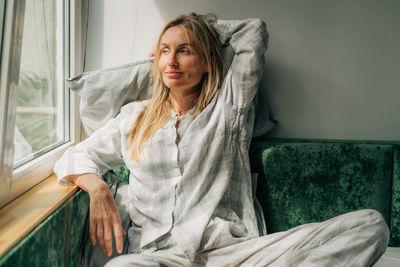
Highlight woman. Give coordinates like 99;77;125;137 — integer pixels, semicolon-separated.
55;13;389;266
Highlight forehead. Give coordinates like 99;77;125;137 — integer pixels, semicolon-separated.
160;26;198;46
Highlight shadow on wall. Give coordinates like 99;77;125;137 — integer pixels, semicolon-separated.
85;0;104;71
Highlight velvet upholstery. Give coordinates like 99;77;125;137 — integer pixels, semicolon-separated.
0;190;89;267
112;166;130;184
249;140;398;246
391;146;400;246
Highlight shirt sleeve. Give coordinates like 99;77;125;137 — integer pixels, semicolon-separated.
54;111;126;185
213;18;269;109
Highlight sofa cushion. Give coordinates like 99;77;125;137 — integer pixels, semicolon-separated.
252;142;393;241
66;59;154;135
112;165;130;184
390;146;400;246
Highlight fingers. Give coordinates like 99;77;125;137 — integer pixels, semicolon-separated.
96;223;106;252
96;219;125;256
93;215;112;256
104;219;113;256
113;221;125;254
90;212;125;256
88;188;126;256
89;220;97;246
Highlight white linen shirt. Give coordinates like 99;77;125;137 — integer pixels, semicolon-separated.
54;18;268;262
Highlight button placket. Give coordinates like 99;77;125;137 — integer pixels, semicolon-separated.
166;116;182;230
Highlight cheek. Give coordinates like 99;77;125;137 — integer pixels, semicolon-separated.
187;58;206;76
192;65;206;81
193;58;207;75
158;57;166;71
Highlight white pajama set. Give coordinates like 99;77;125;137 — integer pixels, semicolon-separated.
54;18;389;266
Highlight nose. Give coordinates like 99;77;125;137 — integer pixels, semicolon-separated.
167;51;178;67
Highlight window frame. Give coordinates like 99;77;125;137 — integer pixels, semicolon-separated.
0;0;82;208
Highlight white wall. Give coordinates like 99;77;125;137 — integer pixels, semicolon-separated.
84;0;400;141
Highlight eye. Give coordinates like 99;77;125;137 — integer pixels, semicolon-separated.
180;48;191;55
161;48;169;54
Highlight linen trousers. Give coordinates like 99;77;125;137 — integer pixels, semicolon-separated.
104;209;389;267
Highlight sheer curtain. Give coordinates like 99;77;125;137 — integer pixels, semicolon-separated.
13;0;61;165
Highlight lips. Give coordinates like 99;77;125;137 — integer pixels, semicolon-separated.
165;71;183;78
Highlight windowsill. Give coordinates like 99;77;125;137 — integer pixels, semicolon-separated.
0;174;78;257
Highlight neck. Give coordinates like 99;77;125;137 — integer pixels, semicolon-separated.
169;89;199;116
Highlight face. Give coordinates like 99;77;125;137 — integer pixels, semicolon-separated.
158;26;208;95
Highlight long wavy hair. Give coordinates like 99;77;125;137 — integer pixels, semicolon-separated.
128;13;224;161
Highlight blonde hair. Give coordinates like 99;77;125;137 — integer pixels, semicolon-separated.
128;13;224;161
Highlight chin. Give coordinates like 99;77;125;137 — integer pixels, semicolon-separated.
164;80;184;90
164;82;180;90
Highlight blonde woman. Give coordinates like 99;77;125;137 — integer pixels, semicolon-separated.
55;13;388;266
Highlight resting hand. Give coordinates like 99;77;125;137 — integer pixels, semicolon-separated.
65;173;126;256
88;181;126;256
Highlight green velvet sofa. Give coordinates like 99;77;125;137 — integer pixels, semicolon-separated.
1;138;399;266
249;139;399;248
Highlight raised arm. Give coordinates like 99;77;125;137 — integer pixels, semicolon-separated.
213;18;268;109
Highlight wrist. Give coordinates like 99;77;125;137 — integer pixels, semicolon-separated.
74;173;108;195
88;180;109;197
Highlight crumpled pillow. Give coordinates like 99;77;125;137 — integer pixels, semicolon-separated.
67;45;275;136
66;59;154;135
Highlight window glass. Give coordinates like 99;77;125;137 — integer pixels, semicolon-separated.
13;0;68;168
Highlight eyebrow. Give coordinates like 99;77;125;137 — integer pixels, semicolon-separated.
160;43;193;47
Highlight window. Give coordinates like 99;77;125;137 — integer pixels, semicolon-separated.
0;0;79;208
